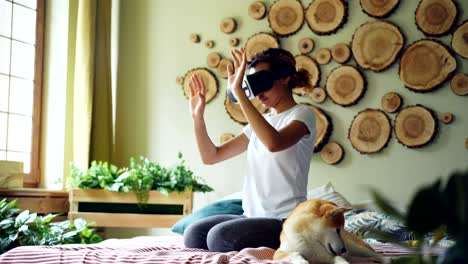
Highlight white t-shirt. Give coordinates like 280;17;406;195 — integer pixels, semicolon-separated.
242;104;316;218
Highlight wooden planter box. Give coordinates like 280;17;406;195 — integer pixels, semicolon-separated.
68;188;193;228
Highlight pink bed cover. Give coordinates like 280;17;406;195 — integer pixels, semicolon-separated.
0;235;446;264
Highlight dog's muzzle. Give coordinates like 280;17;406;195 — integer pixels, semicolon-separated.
328;243;347;256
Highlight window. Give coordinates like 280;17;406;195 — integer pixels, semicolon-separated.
0;0;45;188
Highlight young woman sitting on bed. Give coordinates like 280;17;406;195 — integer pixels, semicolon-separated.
185;47;316;252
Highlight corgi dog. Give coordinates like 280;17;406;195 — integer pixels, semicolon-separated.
273;199;383;264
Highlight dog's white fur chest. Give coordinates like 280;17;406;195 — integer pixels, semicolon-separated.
279;221;336;263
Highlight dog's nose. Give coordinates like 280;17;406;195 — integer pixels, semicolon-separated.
341;247;347;254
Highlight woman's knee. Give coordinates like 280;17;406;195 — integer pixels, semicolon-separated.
206;217;283;252
183;221;208;249
183;214;243;249
206;221;239;252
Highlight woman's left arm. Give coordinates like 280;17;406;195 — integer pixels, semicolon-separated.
237;91;309;152
228;49;310;152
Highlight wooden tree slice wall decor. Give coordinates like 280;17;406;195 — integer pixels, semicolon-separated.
351;21;404;72
441;112;454;124
381;92;402;113
217;58;233;79
415;0;457;37
268;0;305;37
348;109;392;154
176;76;184;85
331;43;351;64
205;40;215;49
190;33;200;43
394;105;438;148
316;48;332;65
452;20;468;59
360;0;399;18
303;103;333;152
399;40;456;92
182;68;218;103
305;0;347;35
220;133;235;144
244;33;280;62
326;65;366;107
225;96;268;125
294;55;320;88
292;87;312;96
230;37;240;47
310;87;327;104
249;1;267;20
220;17;237;34
320;141;344;165
451;73;468;96
298;38;314;54
207;52;221;68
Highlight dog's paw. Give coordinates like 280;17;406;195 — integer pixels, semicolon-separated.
285;252;309;264
346;255;386;264
334;256;350;264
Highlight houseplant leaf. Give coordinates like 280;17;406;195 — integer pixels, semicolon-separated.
369;189;404;221
443;171;468;239
406;180;443;236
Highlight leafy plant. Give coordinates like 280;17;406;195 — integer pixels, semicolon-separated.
151;152;214;194
69;152;213;206
0;199;102;253
370;167;468;264
69;161;126;191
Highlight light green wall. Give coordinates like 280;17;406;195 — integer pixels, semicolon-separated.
111;0;467;236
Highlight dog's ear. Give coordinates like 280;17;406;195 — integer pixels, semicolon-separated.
325;207;352;226
329;207;352;217
330;207;351;217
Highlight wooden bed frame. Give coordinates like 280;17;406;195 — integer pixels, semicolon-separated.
68;188;193;228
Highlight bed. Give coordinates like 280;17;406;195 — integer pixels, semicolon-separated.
0;184;451;263
0;234;447;264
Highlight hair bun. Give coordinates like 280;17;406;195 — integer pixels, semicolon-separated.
289;68;311;89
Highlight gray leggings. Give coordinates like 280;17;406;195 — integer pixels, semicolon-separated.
183;214;284;252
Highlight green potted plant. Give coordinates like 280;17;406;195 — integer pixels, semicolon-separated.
69;152;213;206
67;152;213;228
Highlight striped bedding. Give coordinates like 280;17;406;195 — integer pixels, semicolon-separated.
0;235;446;264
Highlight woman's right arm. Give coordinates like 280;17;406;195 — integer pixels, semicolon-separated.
190;74;248;165
193;118;248;164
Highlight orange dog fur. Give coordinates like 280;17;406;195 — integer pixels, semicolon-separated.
273;199;383;264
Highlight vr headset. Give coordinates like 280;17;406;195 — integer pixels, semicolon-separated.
227;70;275;103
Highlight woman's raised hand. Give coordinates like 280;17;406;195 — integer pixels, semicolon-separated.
227;48;247;99
189;74;206;119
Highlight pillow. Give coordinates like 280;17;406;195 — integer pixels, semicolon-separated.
344;209;416;242
171;199;243;235
307;182;352;208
